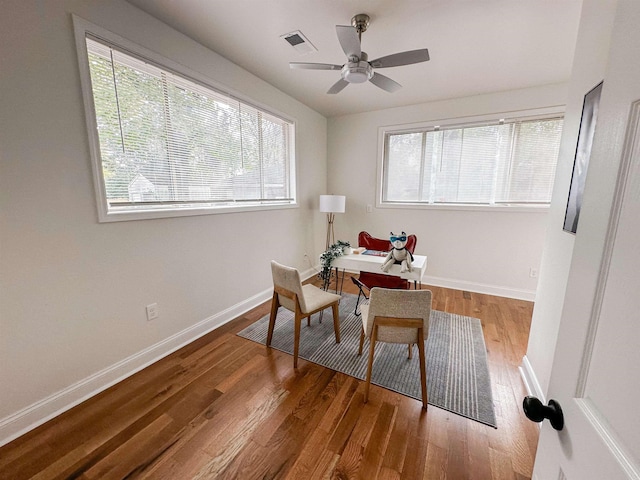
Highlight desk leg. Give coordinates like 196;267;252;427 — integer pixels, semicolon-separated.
335;267;346;295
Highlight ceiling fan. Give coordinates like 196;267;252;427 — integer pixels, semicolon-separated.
290;13;430;94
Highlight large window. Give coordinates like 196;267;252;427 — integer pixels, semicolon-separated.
382;116;563;207
79;33;295;220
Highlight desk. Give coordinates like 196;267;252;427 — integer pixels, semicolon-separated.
329;253;428;293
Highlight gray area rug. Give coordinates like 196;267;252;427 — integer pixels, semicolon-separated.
237;293;496;427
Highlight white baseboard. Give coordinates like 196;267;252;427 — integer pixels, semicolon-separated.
320;268;535;301
519;355;545;403
519;356;544;436
0;286;276;448
421;275;536;301
301;267;319;281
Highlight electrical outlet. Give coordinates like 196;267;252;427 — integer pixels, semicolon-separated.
146;303;158;321
529;268;538;278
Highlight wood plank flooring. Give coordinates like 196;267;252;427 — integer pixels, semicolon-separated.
0;275;540;479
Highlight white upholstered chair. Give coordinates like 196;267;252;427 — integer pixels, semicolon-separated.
269;260;342;368
358;287;432;408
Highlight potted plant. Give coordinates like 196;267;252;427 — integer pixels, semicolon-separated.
319;240;351;287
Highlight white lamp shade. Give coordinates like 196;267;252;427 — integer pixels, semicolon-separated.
319;195;346;213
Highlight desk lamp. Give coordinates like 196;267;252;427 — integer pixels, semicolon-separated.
319;195;346;250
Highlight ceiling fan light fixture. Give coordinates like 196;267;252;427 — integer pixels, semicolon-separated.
342;61;373;83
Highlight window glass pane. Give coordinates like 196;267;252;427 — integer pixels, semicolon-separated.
262;113;289;199
433;128;463;203
89;49;169;205
384;133;423;201
497;118;563;203
165;73;241;203
85;36;294;214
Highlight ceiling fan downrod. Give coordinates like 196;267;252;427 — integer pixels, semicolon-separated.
351;13;370;42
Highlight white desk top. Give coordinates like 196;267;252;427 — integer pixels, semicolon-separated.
331;252;427;282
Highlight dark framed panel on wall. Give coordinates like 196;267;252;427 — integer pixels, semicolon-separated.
563;81;603;234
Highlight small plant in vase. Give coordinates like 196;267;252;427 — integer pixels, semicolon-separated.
319;240;351;287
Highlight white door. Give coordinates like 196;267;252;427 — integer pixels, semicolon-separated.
532;1;640;478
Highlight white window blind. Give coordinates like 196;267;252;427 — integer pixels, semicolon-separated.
85;36;294;215
382;117;563;206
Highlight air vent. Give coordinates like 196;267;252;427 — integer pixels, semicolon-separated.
281;30;317;55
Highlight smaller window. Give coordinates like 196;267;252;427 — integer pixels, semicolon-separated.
381;116;563;207
75;24;296;221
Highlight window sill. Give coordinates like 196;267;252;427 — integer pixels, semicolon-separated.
376;202;550;214
98;202;298;223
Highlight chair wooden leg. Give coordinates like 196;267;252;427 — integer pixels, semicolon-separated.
364;325;378;404
358;327;365;355
267;292;279;347
408;344;413;359
416;327;428;409
293;313;302;368
332;302;340;343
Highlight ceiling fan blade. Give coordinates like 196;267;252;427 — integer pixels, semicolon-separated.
369;73;402;93
290;62;342;71
327;79;349;94
336;25;361;59
369;49;430;68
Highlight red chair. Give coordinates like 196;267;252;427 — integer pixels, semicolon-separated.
352;231;417;314
358;231;417;288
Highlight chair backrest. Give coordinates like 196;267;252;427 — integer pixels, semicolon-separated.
270;261;307;313
366;288;432;344
358;231;417;254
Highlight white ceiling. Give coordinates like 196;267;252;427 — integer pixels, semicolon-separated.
126;0;583;118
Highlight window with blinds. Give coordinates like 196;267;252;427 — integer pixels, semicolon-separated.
83;36;295;219
382;116;563;206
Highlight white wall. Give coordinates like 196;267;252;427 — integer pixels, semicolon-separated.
0;0;327;444
327;84;568;300
521;0;618;401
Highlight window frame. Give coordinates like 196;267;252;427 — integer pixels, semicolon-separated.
377;107;565;212
73;16;297;222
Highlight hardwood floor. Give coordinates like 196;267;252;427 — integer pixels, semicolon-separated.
0;275;540;479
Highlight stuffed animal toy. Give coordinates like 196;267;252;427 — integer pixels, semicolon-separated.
381;231;414;273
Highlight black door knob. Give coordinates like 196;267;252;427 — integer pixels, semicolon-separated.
523;396;564;431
